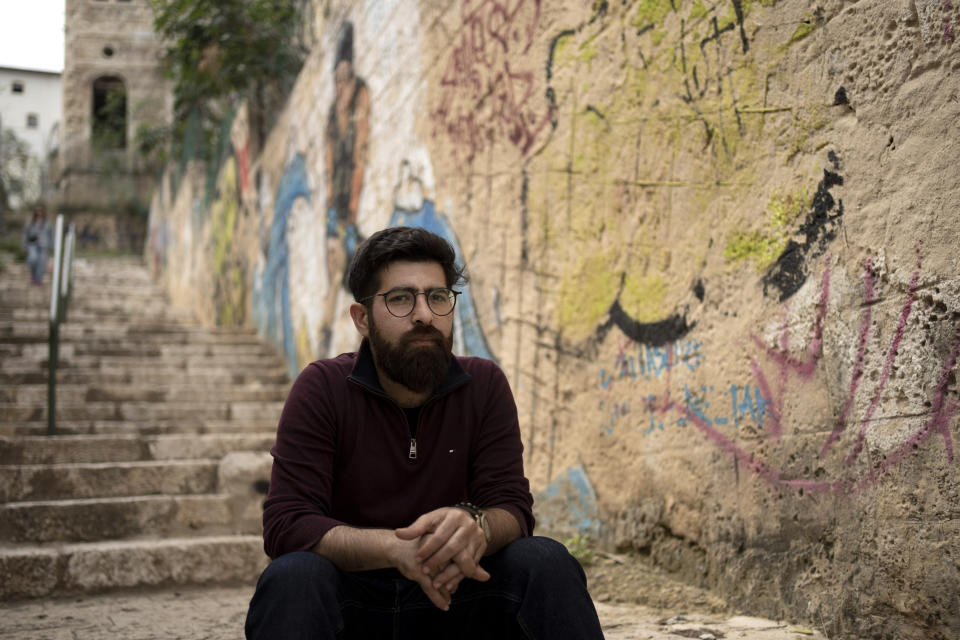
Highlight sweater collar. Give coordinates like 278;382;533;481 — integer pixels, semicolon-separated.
348;338;471;401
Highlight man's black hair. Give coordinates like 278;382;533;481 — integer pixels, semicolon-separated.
347;226;467;303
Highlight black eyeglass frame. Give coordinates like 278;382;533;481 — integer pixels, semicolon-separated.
360;287;462;318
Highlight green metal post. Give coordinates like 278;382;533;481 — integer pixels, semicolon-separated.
47;214;65;436
47;319;59;435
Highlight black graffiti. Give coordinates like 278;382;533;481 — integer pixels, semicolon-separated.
546;29;577;82
833;86;849;106
762;157;845;302
731;0;750;53
605;301;695;347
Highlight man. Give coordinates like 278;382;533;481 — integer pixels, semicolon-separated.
245;227;604;639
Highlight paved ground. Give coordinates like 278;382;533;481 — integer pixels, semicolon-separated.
0;584;825;639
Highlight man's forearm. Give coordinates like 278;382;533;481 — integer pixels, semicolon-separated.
483;507;523;555
312;525;398;572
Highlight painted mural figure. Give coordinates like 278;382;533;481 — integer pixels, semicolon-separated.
21;204;53;285
389;158;496;361
322;21;370;351
245;227;604;639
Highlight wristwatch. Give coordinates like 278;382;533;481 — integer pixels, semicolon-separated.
454;501;491;543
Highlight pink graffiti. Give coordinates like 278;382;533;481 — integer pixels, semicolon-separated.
431;0;555;161
748;269;830;439
820;260;875;456
945;0;956;42
637;259;959;494
739;260;957;493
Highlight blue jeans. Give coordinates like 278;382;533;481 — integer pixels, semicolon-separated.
245;536;604;639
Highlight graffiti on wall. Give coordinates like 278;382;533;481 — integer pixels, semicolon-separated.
210;158;248;327
431;0;556;162
322;20;371;354
600;258;960;494
253;154;310;379
520;1;841;349
388;158;496;361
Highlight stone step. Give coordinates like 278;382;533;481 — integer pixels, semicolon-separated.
0;433;275;465
0;493;255;543
0;400;285;423
0;256;280;599
2;418;276;438
0;383;289;404
57;353;285;370
0;340;279;358
0;317;265;338
0;534;268;600
0;367;290;386
0;459;220;502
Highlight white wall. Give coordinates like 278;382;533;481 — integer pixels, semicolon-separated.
0;66;62;158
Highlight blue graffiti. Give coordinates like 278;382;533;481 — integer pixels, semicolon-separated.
600;384;771;436
541;464;600;535
390;201;496;362
603;340;703;388
731;384;770;428
253;153;310;379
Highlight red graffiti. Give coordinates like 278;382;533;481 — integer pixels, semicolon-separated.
431;0;555;162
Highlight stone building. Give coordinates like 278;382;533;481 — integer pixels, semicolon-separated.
57;0;170;247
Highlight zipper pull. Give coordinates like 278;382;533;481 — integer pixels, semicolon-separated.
408;438;418;460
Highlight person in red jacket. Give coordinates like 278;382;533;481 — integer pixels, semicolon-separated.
245;226;604;639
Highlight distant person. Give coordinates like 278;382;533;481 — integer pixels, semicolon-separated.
21;204;53;286
245;226;604;639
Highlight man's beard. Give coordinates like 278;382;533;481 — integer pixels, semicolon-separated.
369;322;453;394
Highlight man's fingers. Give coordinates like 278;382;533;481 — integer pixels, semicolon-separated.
417;575;451;611
394;511;441;540
472;564;491;582
414;518;461;561
431;562;463;588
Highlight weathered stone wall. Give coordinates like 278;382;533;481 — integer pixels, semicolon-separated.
60;0;170;216
146;1;960;637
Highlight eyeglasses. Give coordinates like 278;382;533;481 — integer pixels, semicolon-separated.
361;287;461;318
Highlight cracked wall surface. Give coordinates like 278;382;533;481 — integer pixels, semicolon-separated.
146;1;960;637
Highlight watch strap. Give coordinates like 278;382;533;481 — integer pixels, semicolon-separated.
454;501;491;543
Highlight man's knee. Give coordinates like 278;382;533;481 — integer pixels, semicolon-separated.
495;536;586;583
255;551;340;599
247;553;342;640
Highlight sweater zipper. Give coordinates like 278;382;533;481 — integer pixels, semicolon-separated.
346;374;468;462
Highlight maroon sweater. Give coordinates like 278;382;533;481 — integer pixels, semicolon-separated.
262;339;535;559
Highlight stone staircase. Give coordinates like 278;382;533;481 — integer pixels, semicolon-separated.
0;257;290;599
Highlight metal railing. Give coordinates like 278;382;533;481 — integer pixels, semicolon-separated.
47;214;76;436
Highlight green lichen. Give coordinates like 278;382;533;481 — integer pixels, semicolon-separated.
724;230;783;268
769;187;810;229
580;37;599;65
689;0;709;21
620;274;668;323
724;186;812;271
787;20;815;45
634;0;673;28
557;249;621;341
